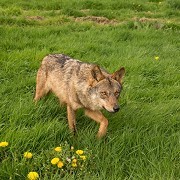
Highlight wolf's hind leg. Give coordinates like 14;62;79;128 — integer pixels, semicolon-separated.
34;67;50;102
67;105;77;134
85;109;108;138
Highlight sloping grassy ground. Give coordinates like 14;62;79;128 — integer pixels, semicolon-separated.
0;0;179;179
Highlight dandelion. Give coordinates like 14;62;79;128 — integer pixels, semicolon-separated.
54;147;62;152
76;150;83;155
72;162;77;168
0;141;9;147
24;152;33;159
155;56;159;60
51;157;60;165
27;172;39;180
80;155;86;161
72;158;77;163
71;146;74;151
57;161;64;168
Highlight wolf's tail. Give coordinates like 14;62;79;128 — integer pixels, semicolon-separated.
34;62;49;102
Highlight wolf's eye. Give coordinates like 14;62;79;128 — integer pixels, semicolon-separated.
115;91;120;96
100;92;107;96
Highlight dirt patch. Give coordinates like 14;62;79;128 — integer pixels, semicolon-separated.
75;16;118;25
26;16;44;21
136;17;158;23
133;17;165;23
132;17;165;29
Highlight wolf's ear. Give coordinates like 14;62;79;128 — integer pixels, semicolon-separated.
112;67;125;84
91;65;105;82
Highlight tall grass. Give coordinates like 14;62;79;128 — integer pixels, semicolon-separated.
0;0;179;179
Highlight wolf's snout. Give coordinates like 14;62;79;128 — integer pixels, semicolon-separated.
113;105;120;112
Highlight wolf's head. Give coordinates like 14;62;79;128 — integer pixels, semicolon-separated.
89;65;125;113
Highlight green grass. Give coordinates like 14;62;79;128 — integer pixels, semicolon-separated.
0;0;179;179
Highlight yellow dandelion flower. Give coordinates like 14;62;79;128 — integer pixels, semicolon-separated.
0;141;9;147
54;147;62;152
57;161;64;168
51;157;60;165
72;162;77;168
76;150;83;155
71;146;74;151
155;56;159;60
80;155;86;161
72;158;77;163
27;172;39;180
24;152;33;159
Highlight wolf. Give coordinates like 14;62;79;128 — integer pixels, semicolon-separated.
34;54;125;138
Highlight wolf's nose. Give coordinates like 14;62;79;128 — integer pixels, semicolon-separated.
113;105;120;112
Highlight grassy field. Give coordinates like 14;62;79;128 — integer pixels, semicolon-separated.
0;0;180;179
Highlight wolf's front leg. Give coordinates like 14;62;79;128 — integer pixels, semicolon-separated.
85;109;108;138
67;105;77;134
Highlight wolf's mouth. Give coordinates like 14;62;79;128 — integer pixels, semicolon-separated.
102;106;115;113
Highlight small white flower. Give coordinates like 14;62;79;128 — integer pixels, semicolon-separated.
66;157;71;163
